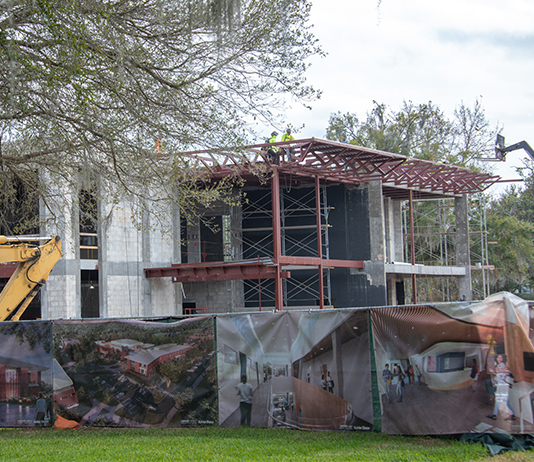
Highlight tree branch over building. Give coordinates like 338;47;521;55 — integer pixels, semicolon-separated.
0;0;322;232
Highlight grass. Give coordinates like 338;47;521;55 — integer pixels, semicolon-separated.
2;427;532;461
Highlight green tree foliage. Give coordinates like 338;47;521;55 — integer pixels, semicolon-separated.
0;321;52;353
174;388;194;408
0;0;321;232
490;159;534;224
486;213;534;291
326;99;496;167
158;355;188;383
488;159;534;292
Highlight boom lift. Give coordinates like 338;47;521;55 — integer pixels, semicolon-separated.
495;134;534;161
0;235;62;321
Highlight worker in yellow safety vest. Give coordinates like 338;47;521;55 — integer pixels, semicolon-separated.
267;131;279;164
281;128;294;142
281;128;296;161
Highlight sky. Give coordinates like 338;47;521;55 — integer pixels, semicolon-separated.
266;0;534;196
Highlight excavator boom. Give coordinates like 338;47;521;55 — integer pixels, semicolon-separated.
0;235;62;321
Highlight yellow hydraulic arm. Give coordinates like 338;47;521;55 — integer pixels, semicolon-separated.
0;235;62;321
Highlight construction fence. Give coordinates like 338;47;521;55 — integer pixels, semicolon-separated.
0;292;533;435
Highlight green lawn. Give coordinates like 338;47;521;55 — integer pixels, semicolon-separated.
2;427;530;461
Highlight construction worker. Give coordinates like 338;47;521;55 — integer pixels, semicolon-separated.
281;128;294;143
281;128;296;161
267;131;279;164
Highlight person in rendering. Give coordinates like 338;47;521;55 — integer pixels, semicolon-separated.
321;374;327;390
393;364;403;403
471;358;479;392
237;374;254;426
327;372;334;393
46;394;53;422
408;363;414;385
415;365;422;385
34;392;47;426
487;355;515;421
382;363;392;403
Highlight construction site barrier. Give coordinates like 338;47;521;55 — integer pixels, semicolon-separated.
0;292;531;435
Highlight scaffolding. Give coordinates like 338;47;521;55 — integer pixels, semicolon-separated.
402;195;492;303
240;184;332;309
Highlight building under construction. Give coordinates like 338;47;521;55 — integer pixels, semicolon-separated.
145;138;500;314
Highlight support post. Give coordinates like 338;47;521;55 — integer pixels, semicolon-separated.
455;194;472;301
409;190;417;304
258;256;262;311
315;176;324;309
272;166;283;310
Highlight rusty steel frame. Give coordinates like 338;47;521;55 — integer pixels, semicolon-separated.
145;259;291;283
179;138;500;197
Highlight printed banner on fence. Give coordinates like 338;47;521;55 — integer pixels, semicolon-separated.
217;309;373;430
0;321;53;427
53;317;217;427
371;292;534;434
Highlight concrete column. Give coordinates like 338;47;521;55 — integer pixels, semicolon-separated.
384;197;394;263
141;201;181;317
186;221;201;263
386;275;397;305
363;181;387;303
40;172;80;320
99;190;179;318
455;195;472;301
393;200;404;262
98;193;142;318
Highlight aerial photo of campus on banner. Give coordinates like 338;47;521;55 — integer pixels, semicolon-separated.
52;317;216;427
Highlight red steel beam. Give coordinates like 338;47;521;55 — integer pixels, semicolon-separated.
272;166;284;311
278;256;364;268
315;175;324;310
145;257;364;280
146;263;290;283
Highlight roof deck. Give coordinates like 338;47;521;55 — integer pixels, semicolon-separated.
184;138;501;199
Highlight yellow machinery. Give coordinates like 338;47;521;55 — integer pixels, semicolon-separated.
0;235;62;321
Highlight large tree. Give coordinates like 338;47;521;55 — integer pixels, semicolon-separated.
0;0;321;232
487;159;534;293
325;99;497;167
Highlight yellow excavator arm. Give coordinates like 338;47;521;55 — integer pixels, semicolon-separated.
0;235;62;321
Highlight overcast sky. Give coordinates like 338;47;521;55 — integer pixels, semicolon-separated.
266;0;534;196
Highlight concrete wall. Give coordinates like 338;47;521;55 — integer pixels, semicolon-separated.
40;173;81;319
41;174;181;320
182;280;243;314
99;191;181;318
